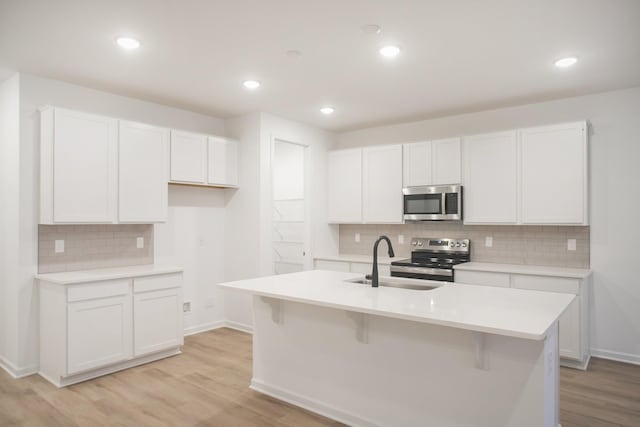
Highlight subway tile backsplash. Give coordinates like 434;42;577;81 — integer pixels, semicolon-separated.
339;223;589;268
38;224;154;273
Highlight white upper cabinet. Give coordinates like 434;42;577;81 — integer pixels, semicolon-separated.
519;122;588;225
463;131;518;224
363;144;403;223
41;107;118;224
118;121;169;223
207;136;238;187
170;130;207;183
432;137;461;185
403;141;432;187
328;149;363;223
402;138;461;187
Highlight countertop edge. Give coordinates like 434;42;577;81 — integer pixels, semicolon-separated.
35;265;184;285
314;254;393;264
453;262;592;279
218;281;557;341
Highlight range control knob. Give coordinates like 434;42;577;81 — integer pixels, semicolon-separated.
417;241;423;246
412;241;418;246
456;242;461;247
462;242;468;248
450;242;455;247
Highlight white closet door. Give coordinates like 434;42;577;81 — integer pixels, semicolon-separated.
119;121;169;222
53;108;118;223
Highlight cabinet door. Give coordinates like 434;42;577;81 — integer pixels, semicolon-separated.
53;108;118;223
520;122;587;225
207;137;238;186
134;288;183;356
403;141;432;187
363;145;403;223
170;130;207;183
119;121;169;222
462;131;518;224
328;149;362;223
432;137;461;185
67;295;132;374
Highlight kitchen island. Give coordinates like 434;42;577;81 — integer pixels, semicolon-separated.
218;270;574;427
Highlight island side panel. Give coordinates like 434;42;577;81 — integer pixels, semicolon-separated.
250;295;557;427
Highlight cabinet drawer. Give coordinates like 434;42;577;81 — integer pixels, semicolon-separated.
511;275;579;294
454;270;510;287
67;279;130;302
315;260;350;272
133;274;182;293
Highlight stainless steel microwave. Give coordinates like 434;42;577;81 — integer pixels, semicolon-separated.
402;185;463;221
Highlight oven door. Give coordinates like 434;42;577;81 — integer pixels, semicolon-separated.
403;185;462;221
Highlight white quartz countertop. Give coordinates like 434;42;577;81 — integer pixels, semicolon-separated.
314;254;394;264
35;264;184;285
218;270;574;341
454;262;592;279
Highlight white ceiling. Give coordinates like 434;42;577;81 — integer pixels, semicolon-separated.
1;0;639;132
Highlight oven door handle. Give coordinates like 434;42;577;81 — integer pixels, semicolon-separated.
390;265;453;277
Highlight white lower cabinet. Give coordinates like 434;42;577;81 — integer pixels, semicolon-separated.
455;268;590;369
39;273;183;387
67;293;132;374
133;282;183;357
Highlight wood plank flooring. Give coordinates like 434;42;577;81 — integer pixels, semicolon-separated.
1;328;638;426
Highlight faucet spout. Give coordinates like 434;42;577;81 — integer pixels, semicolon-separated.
370;235;395;287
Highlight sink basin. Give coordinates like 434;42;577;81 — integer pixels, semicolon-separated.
345;277;440;291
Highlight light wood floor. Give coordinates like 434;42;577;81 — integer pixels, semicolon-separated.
1;328;638;427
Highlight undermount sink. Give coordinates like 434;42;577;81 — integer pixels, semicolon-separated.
345;277;440;291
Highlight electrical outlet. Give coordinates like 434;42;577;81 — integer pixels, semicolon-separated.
183;301;192;313
55;240;65;253
567;239;577;251
355;233;360;243
398;234;405;244
136;237;144;249
485;236;493;248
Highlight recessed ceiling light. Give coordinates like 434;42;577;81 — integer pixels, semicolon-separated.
115;36;141;50
320;106;335;115
379;45;401;58
242;80;261;90
361;24;382;35
554;57;578;68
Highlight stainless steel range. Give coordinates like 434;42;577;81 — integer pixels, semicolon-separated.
390;237;470;282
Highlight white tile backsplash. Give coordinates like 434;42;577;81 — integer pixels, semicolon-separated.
339;223;589;268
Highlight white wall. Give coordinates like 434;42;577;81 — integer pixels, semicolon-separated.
5;73;227;374
0;73;21;374
336;86;640;364
222;112;338;330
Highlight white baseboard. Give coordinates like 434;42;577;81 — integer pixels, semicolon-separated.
250;378;380;427
184;320;227;337
184;320;253;337
0;355;38;378
223;320;253;334
591;348;640;366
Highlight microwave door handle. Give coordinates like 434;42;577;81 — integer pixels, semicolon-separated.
441;192;447;215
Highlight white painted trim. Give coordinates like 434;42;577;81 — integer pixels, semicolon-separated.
224;320;253;334
250;378;381;427
591;348;640;366
183;320;226;337
0;355;38;378
561;354;591;371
